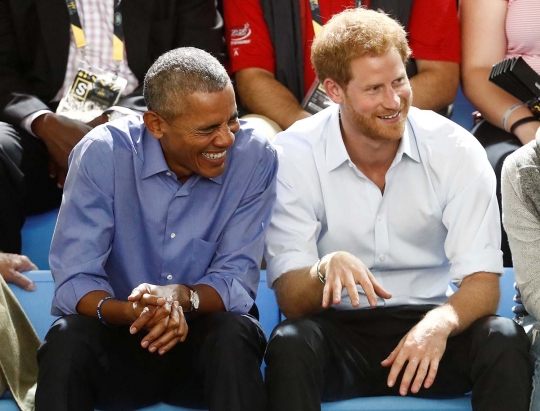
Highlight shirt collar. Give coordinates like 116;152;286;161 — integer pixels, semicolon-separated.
140;129;170;179
325;106;420;171
395;119;420;164
326;106;351;171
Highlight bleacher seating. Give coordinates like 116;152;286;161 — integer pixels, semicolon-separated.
1;221;516;411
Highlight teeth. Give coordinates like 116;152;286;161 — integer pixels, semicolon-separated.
379;112;399;119
202;151;226;160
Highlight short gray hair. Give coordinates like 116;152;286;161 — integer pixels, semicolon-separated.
143;47;230;120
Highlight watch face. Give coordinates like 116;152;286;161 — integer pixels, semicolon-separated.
191;290;200;311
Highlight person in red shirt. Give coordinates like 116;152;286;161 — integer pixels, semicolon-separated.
224;0;460;134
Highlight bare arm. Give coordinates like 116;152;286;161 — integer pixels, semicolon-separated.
273;265;324;319
461;0;539;144
274;251;391;319
409;59;459;112
382;271;499;395
236;68;311;130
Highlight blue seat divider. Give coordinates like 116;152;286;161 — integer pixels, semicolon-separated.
21;208;59;271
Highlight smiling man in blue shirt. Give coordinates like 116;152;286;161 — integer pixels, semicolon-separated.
35;47;277;411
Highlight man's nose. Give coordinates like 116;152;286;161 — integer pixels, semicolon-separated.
214;124;235;147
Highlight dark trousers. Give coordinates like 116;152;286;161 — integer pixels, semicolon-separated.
472;119;522;267
0;122;62;253
265;306;532;411
35;312;267;411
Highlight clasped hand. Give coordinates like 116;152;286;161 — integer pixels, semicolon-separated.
127;283;188;355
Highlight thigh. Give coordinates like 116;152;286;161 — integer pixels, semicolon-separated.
310;306;434;400
0;121;61;215
37;315;182;410
164;311;267;407
429;315;529;396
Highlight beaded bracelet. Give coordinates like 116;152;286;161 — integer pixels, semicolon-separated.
96;296;115;326
316;258;326;285
509;116;538;135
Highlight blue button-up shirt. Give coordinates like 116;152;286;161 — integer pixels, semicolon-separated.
50;116;278;316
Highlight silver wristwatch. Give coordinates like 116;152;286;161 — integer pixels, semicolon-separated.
188;287;200;312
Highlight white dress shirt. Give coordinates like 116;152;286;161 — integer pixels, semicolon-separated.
264;105;503;310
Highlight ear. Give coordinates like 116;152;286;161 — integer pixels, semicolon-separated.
143;111;165;139
323;78;345;104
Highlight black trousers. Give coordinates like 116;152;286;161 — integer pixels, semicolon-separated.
265;306;532;411
472;119;522;267
0;122;62;253
35;312;267;411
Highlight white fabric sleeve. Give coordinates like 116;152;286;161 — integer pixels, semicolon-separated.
20;110;53;137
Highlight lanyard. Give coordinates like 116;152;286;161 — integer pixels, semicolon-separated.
64;0;125;63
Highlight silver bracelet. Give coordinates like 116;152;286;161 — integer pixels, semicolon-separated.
316;258;326;285
502;103;526;132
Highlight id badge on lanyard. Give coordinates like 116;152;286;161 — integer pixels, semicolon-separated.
56;0;128;122
301;0;363;114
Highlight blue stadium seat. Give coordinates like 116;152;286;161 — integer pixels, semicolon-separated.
21;208;59;270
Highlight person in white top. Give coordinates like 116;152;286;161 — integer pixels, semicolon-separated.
264;8;531;411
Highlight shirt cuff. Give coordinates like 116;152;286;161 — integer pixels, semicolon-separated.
195;274;255;314
51;274;115;316
450;248;504;286
21;110;54;137
266;251;318;288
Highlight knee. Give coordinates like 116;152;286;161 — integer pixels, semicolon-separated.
472;316;530;363
0;122;19;151
38;315;101;363
198;311;265;352
265;318;323;363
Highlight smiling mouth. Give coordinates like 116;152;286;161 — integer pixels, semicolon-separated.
378;111;400;119
202;151;226;160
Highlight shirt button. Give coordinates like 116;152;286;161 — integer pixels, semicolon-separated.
170;233;176;239
166;172;171;176
379;255;385;261
166;274;173;280
377;215;381;222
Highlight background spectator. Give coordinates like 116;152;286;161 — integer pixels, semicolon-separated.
223;0;460;137
461;0;540;267
0;0;225;254
502;127;540;410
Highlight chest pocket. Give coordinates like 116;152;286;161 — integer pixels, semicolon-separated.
190;238;219;277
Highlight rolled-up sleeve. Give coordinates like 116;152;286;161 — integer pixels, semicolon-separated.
198;143;278;314
442;144;504;285
50;133;116;316
264;139;321;287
